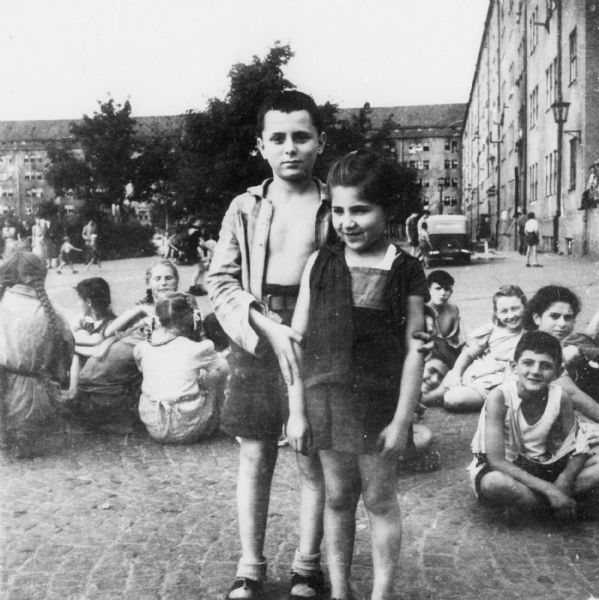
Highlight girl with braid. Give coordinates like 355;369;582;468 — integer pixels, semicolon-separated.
0;251;73;459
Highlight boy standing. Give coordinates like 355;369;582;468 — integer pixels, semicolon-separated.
208;91;330;600
468;331;599;521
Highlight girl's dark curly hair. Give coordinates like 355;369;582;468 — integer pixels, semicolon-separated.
522;285;581;331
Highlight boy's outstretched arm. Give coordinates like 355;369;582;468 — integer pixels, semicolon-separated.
485;389;578;521
377;295;425;459
285;254;316;455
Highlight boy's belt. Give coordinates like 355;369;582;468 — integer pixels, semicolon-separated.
265;294;297;312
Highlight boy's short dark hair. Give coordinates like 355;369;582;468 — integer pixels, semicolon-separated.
427;270;454;289
514;331;562;368
75;277;111;314
256;90;323;135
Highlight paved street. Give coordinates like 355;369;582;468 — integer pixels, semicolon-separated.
3;250;599;600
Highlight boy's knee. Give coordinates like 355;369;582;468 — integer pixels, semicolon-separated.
326;484;359;512
479;471;517;499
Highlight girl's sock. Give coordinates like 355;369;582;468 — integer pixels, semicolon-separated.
291;549;321;576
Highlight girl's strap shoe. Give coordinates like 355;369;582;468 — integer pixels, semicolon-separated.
290;570;328;599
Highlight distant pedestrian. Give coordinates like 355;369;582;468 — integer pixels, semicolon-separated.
56;236;83;274
524;212;541;267
0;252;73;459
419;221;431;268
405;211;420;257
82;220;101;270
516;211;527;255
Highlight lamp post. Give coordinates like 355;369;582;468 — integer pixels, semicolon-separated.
551;99;570;254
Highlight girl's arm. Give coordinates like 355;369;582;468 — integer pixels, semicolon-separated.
553;389;589;497
104;306;152;337
377;295;425;459
285;253;316;455
585;309;599;343
443;344;478;388
556;373;599;437
484;388;577;521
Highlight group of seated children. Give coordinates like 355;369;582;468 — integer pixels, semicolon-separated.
419;271;599;522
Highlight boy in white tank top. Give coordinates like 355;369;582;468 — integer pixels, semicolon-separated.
468;331;599;522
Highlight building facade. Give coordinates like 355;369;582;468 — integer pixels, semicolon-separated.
338;104;466;215
0;116;183;219
463;0;599;255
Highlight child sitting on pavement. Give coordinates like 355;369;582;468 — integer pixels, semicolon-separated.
134;292;228;443
443;285;527;412
426;269;465;353
65;278;117;400
468;331;598;522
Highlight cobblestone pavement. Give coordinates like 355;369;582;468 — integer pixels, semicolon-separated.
2;251;599;600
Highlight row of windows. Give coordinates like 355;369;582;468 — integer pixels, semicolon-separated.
416;177;459;188
402;160;460;170
406;140;458;154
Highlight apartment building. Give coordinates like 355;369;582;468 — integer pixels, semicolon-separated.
463;0;599;255
338;104;465;214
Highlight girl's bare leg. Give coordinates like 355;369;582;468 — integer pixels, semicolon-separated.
297;452;325;554
319;450;361;600
359;454;401;600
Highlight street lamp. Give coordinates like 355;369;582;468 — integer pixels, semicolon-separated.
551;99;570;253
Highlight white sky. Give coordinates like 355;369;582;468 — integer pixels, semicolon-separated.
1;0;489;121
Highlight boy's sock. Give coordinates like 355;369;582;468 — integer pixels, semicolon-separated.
291;549;321;577
236;557;267;582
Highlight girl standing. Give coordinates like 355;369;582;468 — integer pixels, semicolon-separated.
0;252;72;458
286;151;428;600
134;292;227;443
443;285;527;412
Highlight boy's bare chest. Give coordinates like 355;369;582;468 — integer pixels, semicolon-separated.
265;202;320;284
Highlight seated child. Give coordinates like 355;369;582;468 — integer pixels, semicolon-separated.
426;269;464;352
57;236;83;274
66;278;116;400
468;331;599;521
443;285;527;412
420;339;455;408
134;292;228;444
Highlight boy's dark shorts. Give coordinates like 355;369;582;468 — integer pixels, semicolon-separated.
221;342;288;441
220;292;296;441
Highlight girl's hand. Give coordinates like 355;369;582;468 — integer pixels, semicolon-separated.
443;369;462;390
286;413;312;455
376;420;410;460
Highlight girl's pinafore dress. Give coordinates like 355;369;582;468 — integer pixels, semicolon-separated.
303;243;428;454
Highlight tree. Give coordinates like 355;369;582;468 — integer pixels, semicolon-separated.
46;98;138;213
177;43;295;216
